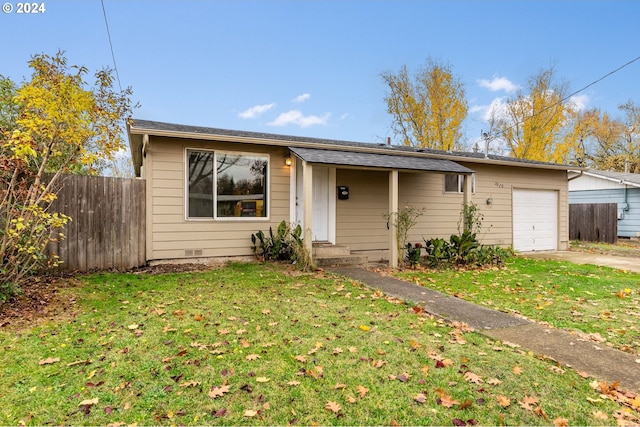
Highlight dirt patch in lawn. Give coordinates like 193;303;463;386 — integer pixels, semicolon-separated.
0;275;81;331
0;263;222;331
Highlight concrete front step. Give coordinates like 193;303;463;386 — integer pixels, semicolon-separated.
315;254;369;268
312;243;351;257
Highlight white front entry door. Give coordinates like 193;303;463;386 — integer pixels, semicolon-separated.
312;167;329;241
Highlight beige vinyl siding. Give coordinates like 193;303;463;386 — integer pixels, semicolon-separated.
464;163;568;249
145;136;291;260
398;164;568;249
399;171;464;244
336;169;389;251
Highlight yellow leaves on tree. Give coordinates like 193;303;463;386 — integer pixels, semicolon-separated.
0;51;134;296
488;66;573;163
382;58;467;150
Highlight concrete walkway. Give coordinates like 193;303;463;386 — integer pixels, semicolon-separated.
329;264;640;393
524;250;640;273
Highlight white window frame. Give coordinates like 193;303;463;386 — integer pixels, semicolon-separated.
444;174;475;194
185;148;270;221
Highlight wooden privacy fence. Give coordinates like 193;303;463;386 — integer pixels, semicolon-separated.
47;174;146;271
569;203;618;244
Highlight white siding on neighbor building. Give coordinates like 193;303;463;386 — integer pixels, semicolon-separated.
569;174;627;191
144;136;291;261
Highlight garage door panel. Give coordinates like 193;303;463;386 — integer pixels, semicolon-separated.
513;189;558;252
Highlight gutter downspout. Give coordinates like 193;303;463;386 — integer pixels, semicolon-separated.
567;170;584;181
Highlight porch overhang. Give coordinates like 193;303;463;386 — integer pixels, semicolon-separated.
288;146;474;174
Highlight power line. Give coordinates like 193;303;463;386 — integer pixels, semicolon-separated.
100;0;122;92
486;54;640;142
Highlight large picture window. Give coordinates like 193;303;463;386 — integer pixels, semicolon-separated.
187;149;268;219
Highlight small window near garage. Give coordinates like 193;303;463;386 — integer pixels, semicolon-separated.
187;149;269;219
444;174;475;194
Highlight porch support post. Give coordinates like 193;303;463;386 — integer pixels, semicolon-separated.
302;160;314;258
462;173;472;231
389;169;399;268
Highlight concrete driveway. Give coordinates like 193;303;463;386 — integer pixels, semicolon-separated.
523;250;640;273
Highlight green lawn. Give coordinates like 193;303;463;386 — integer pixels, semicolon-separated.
0;262;638;426
396;257;640;355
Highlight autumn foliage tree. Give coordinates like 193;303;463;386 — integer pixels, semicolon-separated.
566;101;640;172
488;67;575;163
382;59;468;150
0;52;134;299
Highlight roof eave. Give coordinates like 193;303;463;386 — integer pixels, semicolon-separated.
128;122;576;172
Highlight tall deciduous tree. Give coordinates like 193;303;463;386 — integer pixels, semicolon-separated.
488;67;574;163
0;51;134;298
382;59;468;150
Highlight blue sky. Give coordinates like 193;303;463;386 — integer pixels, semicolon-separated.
2;0;639;149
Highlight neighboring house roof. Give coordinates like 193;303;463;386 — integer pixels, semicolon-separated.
128;118;576;177
289;147;474;174
570;169;640;189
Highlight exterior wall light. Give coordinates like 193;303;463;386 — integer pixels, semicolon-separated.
285;157;292;166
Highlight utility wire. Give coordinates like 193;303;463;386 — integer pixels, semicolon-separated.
486;54;640;142
100;0;122;92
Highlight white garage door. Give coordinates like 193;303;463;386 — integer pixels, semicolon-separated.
513;189;558;252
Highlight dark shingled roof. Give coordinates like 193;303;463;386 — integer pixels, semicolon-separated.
289;147;474;174
128;119;576;176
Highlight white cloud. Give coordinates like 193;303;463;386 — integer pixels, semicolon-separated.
292;93;311;103
267;110;330;128
478;76;519;93
568;94;589;112
483;97;509;121
238;103;276;119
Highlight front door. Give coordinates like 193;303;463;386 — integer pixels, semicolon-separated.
312;167;329;241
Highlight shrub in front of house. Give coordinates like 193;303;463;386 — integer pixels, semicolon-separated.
250;221;314;271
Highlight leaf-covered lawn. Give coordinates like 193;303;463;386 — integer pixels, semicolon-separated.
0;262;638;426
396;257;640;355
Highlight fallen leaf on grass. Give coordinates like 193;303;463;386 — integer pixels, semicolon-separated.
519;396;540;411
208;385;230;399
256;377;270;383
179;380;201;388
512;366;523;375
325;401;342;413
435;389;459;408
243;409;257;417
496;395;511;408
246;354;260;361
334;383;347;390
357;385;369;398
414;393;427;404
287;381;300;387
553;416;569;426
39;357;60;365
463;371;483;385
79;398;99;406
